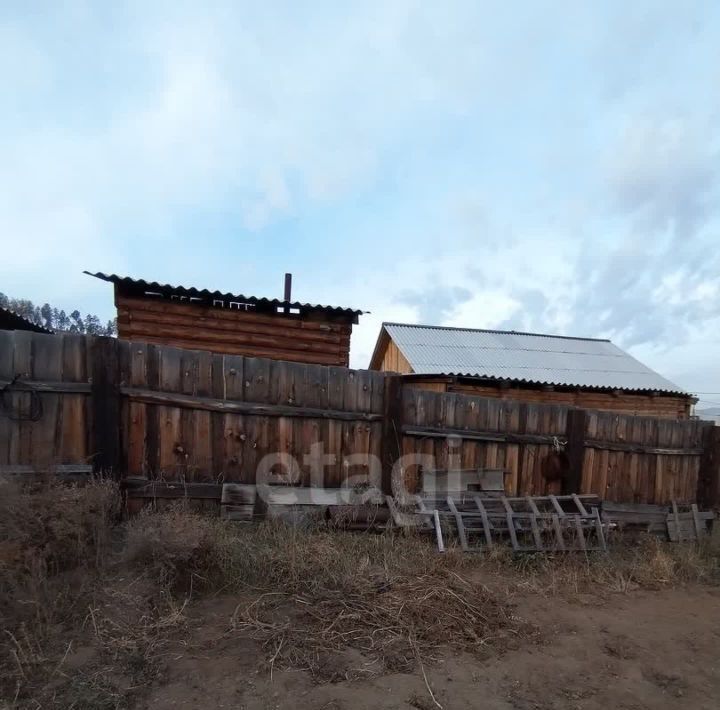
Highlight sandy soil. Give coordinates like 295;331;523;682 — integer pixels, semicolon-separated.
138;585;720;710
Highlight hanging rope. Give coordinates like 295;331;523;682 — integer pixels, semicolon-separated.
0;376;43;422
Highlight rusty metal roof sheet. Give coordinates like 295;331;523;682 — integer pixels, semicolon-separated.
85;271;365;319
382;322;686;394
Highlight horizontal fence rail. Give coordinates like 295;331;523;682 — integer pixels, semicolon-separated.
1;330;719;507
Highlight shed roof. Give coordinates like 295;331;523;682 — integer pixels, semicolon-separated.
0;306;54;334
373;322;687;395
85;271;365;321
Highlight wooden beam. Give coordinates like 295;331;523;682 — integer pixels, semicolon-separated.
402;425;557;445
120;386;382;422
583;439;703;456
402;423;702;456
0;379;91;394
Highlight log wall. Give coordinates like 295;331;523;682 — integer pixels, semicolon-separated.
404;379;692;419
116;294;354;366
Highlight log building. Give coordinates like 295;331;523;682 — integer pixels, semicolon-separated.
87;272;363;366
369;322;695;419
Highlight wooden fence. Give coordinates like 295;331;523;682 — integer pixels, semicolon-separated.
1;330;719;507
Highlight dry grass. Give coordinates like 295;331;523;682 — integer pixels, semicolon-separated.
476;535;720;599
123;507;532;678
1;487;719;708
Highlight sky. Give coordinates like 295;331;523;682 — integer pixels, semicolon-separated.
1;1;720;406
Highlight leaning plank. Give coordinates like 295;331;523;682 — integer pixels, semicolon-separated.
446;497;469;552
529;514;543;550
432;510;446;553
549;495;566;517
571;494;589;516
505;511;520;551
121;387;382;422
473;496;494;547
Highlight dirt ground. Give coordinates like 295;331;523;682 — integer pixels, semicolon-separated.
139;585;720;710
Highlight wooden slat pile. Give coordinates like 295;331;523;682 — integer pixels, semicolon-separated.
601;501;715;542
406;492;606;553
667;502;713;542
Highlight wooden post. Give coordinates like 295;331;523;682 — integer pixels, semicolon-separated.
564;408;587;495
91;336;121;478
381;374;403;495
697;424;720;509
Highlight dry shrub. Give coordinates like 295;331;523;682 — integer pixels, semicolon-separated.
0;477;120;706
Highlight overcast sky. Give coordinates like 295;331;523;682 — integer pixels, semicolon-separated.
2;2;719;406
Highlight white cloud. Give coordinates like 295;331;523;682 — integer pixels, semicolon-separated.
1;0;720;399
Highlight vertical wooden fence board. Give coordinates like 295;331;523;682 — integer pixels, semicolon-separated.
61;335;90;466
143;344;161;477
91;337;121;476
504;401;520;495
400;387;421;493
12;331;34;466
156;346;182;477
698;424;720;508
0;330;14;464
29;333;64;470
325;366;349;486
485;398;500;470
243;358;271;482
580;410;596;494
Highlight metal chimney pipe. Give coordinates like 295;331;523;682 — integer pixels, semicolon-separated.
284;273;292;303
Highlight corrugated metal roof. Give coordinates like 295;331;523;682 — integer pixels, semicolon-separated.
383;322;686;394
0;306;54;334
85;272;365;319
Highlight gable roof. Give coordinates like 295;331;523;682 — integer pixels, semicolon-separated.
0;306;54;334
85;271;365;321
372;322;687;395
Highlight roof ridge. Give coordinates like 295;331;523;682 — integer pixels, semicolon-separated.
382;321;611;343
85;271;366;315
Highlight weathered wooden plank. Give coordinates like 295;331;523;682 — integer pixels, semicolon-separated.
0;330;14;465
0;379;91;393
697;425;720;508
117;294;353;332
91;337;121;477
28;333;64;470
59;335;89;466
120;387;383;421
381;375;402;495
